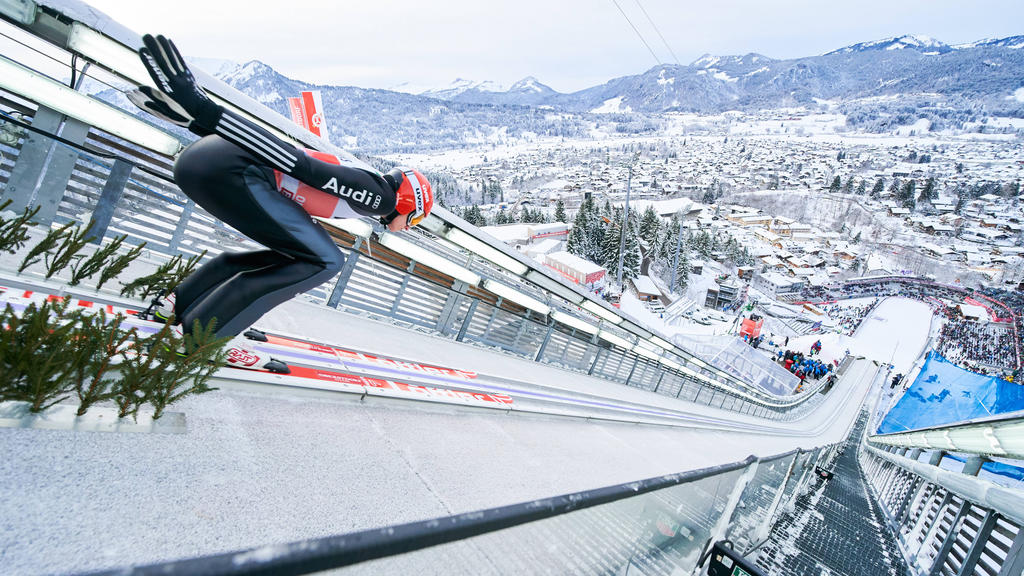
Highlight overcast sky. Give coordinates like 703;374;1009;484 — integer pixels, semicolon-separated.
83;0;1024;93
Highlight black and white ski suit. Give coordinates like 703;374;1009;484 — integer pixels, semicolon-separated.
170;109;399;339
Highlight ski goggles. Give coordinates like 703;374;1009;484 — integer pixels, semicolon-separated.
379;209;426;228
403;169;428;227
380;209;426;228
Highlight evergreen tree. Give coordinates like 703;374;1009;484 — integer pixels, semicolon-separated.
842;177;854;195
584;197;606;263
464;205;487;227
917;185;930;205
871;177;885;198
888;178;901;198
658;214;682;262
566;207;591;258
671;246;690;292
856;179;867;195
921;177;936;201
1007;181;1021;198
602;216;641;284
900;180;917;210
638;205;661;249
690;230;713;259
554;199;567;223
828;176;841;193
701;187;715;204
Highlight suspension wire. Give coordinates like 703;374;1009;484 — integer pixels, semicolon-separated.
608;0;661;65
632;0;682;66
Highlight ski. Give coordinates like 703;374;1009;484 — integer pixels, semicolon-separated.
256;363;513;408
242;328;477;380
0;286;511;407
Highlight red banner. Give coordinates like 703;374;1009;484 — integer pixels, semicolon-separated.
286;91;329;142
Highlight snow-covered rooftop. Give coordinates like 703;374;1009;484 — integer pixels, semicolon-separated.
632;275;660;295
546;250;605;274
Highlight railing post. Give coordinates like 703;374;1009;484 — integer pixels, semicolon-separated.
588;347;604;375
5;107;90;224
481;302;500;342
168;198;195;254
748;452;800;549
623;356;639;386
961;456;985;476
456;300;478;342
88;158;132;243
927;499;970;576
693;459;759;575
998;527;1024;576
534;324;554;362
436;280;467;335
896;476;923;528
388;261;414;316
908;491;951;565
511;315;529;355
652;371;665;393
327;247;360;309
956;509;996;576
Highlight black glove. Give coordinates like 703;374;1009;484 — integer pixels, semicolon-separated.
138;34;220;132
127;85;193;127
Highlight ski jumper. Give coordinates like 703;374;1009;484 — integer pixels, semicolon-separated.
171;127;399;338
128;34;427;340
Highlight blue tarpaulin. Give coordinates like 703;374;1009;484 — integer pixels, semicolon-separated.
877;351;1024;434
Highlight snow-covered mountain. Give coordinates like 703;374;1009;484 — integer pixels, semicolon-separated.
955;35;1024;50
193;34;1024;153
554;34;1024;114
826;34;953;55
423;76;558;106
421;78;507;100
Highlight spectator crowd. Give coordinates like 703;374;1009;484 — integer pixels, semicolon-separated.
776;341;835;390
936;305;1017;374
822;299;880;336
799;276;1021;376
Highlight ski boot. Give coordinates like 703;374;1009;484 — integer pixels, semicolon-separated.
140;292;175;324
243;328;268;342
224;334;290;374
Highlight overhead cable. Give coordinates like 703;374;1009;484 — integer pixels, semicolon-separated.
608;0;661;65
632;0;682;66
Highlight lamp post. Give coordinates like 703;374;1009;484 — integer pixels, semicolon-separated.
669;215;683;291
616;153;641;293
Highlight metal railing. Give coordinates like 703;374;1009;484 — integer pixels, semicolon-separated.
869;412;1024;461
84;446;838;576
860;444;1024;576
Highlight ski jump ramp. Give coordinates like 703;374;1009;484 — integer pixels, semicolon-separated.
0;291;884;575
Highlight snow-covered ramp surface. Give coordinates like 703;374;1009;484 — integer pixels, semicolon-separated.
0;296;927;574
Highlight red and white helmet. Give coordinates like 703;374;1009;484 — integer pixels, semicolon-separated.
393;167;433;227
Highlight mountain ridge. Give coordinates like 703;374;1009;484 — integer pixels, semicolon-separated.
179;33;1024;153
